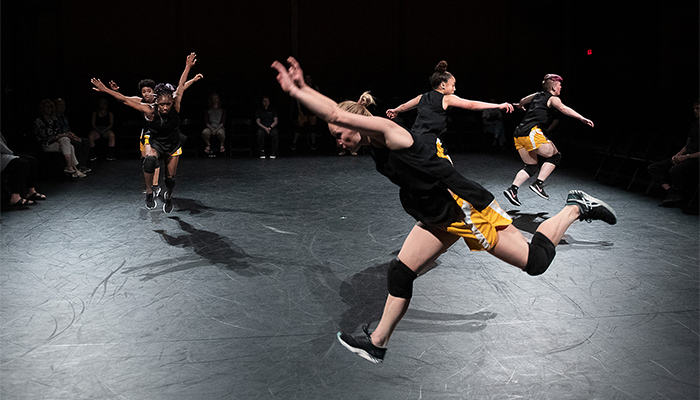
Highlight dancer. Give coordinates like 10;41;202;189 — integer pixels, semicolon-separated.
91;52;200;212
386;60;513;157
503;74;594;206
272;57;617;363
110;69;202;196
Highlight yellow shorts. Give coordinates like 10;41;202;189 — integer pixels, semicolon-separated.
514;126;551;151
434;139;512;251
140;132;182;156
443;197;512;251
435;138;453;164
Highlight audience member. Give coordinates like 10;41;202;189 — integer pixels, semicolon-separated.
648;99;700;207
88;97;117;160
255;95;279;158
202;92;226;156
33;99;86;178
54;98;91;171
1;133;45;207
482;99;506;152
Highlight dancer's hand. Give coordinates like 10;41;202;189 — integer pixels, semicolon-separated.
386;109;398;119
186;52;197;68
500;103;514;113
91;78;108;92
109;80;120;91
272;60;299;94
581;117;594;128
193;73;204;81
286;57;307;89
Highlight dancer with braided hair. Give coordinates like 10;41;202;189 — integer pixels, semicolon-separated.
91;52;200;212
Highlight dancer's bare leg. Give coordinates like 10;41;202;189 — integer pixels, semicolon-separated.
370;223;459;347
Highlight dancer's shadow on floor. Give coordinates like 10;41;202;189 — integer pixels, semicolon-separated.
175;197;292;217
335;261;497;334
124;216;273;280
507;210;613;247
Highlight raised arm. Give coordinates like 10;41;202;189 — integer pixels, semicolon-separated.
444;95;514;113
272;57;411;149
548;97;594;127
91;78;152;114
386;95;422;119
173;53;197;112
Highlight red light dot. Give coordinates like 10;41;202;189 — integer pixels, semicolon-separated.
587;49;593;55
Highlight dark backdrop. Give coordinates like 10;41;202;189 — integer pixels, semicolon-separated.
2;1;698;162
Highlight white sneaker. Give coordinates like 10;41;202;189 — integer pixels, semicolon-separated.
270;155;276;159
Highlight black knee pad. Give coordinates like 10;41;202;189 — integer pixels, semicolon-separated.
523;164;539;177
143;155;158;173
164;177;176;190
387;258;418;299
524;232;556;276
543;152;562;167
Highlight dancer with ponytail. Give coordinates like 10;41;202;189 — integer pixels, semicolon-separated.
387;60;513;158
272;57;617;363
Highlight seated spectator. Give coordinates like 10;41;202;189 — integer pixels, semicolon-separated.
54;97;91;171
648;99;700;207
255;95;279;158
33;99;86;178
1;133;46;207
202;92;226;156
88;97;117;160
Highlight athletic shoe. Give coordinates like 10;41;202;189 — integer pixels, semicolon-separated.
529;181;549;200
503;186;521;206
72;170;87;178
270;155;276;159
259;155;266;159
337;325;386;364
79;167;92;173
566;190;617;225
146;193;156;210
163;191;173;213
152;185;162;198
106;157;117;161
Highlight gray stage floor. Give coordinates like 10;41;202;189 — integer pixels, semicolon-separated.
1;153;698;399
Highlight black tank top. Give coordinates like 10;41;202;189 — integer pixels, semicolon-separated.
411;91;449;139
514;91;557;137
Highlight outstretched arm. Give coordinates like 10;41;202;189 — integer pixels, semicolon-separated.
272;57;411;150
444;95;514;113
386;95;422;119
548;97;594;127
91;78;152;114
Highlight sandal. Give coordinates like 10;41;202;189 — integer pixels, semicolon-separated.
8;198;35;207
26;192;46;201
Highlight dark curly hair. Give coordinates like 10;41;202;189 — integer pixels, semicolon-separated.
138;79;156;91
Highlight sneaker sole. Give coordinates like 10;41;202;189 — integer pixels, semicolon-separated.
529;185;549;200
503;190;521;206
585;194;618;225
337;333;382;364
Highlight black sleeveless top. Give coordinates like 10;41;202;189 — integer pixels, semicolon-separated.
411;91;450;145
145;108;186;156
370;130;495;226
514;91;558;137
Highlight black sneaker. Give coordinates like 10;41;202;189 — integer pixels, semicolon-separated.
145;193;156;210
152;185;162;198
337;325;386;364
566;190;617;225
503;186;521;206
163;191;173;213
529;181;549;200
